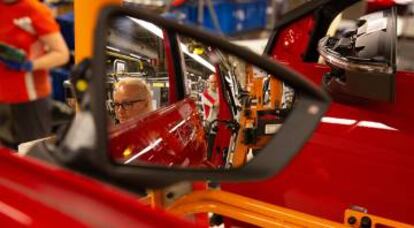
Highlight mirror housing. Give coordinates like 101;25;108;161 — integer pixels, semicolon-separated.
79;5;331;188
319;8;397;103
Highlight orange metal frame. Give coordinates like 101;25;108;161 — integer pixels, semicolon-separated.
169;190;414;228
74;0;122;63
168;190;346;227
232;65;283;167
140;190;164;208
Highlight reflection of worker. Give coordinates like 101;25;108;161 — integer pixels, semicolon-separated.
0;0;69;147
113;78;153;124
201;74;219;126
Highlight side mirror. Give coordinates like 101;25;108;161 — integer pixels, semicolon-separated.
68;6;330;188
318;8;397;103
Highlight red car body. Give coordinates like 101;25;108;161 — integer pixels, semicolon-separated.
0;147;197;227
109;99;214;168
367;0;397;12
223;1;414;225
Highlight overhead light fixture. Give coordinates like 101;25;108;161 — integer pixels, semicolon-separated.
128;17;164;38
106;46;121;52
128;16;215;72
130;53;143;59
180;44;216;72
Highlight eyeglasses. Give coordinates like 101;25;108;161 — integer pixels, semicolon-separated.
114;99;146;110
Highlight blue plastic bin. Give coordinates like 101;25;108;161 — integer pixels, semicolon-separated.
203;0;236;34
172;0;267;35
169;4;194;22
238;0;267;32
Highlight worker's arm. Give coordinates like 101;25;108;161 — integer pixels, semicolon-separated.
32;32;70;71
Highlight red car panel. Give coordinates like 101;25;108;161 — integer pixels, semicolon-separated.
0;148;197;227
223;69;414;224
223;3;414;225
109;98;213;168
367;0;396;12
271;15;315;63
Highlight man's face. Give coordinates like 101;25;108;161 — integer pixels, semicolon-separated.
208;75;218;91
114;84;150;124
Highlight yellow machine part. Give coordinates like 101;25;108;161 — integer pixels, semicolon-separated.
268;76;283;109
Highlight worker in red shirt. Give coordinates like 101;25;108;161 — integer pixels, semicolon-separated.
0;0;69;148
200;74;219;128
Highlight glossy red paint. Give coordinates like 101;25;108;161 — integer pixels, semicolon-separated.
171;0;187;7
0;147;198;227
109;98;213;168
223;69;414;225
271;15;315;63
223;2;414;225
366;0;396;13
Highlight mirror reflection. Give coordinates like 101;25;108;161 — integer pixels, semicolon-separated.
105;15;296;169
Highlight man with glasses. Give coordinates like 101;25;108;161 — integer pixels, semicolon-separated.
113;78;153;124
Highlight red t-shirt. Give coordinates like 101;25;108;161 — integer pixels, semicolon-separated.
0;0;60;103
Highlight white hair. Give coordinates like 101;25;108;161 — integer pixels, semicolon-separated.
114;77;153;110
